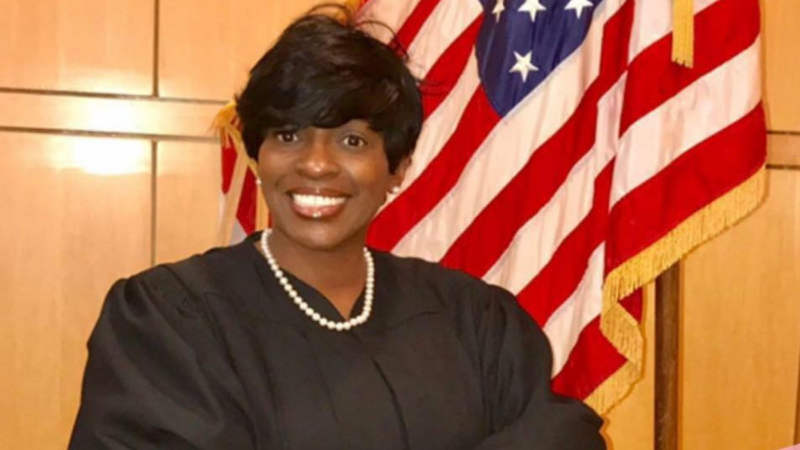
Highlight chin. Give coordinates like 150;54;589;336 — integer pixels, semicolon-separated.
277;222;367;253
299;234;345;252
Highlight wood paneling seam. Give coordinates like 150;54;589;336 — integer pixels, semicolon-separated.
768;130;800;137
766;164;800;171
153;0;160;97
0;87;226;105
150;142;158;267
0;126;217;143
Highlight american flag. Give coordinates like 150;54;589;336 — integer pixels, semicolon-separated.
218;0;766;413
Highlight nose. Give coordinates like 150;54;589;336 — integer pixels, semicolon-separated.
296;138;340;179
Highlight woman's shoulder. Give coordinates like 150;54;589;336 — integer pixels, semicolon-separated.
374;250;517;308
94;242;257;340
126;240;252;302
375;250;473;286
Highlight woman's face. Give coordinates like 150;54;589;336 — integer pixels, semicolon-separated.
257;119;408;252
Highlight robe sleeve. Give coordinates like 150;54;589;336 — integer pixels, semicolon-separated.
470;283;606;450
69;269;255;450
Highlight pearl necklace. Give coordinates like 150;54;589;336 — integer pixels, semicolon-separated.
259;230;374;331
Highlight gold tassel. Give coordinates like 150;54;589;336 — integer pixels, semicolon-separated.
212;101;239;140
672;0;695;68
588;167;767;414
212;100;260;174
212;101;267;244
343;0;363;12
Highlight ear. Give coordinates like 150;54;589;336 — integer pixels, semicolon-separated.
389;157;411;191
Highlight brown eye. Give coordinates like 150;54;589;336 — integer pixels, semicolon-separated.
343;135;366;148
276;131;299;143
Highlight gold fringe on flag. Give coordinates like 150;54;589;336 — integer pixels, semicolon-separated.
586;167;767;413
212;101;266;245
328;0;363;23
672;0;695;68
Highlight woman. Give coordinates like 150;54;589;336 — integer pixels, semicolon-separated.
70;6;605;450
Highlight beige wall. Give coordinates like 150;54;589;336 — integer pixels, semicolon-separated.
0;1;798;449
0;1;319;448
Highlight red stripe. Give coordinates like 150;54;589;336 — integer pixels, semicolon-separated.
439;0;634;277
395;0;441;50
367;87;501;250
606;105;766;273
517;163;613;326
237;169;258;234
221;138;237;194
420;16;482;121
619;0;760;136
551;290;643;399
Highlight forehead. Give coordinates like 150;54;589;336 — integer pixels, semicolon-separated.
274;119;380;134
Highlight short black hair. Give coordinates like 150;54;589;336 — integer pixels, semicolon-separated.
236;5;422;173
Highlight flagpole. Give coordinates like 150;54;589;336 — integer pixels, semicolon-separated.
795;350;800;444
655;262;681;450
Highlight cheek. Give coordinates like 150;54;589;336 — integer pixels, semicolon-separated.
257;154;287;187
356;164;391;196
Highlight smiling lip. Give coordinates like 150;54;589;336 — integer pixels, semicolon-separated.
287;189;349;219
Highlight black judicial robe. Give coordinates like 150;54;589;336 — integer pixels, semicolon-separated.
70;235;605;450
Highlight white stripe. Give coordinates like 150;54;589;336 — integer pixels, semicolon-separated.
357;0;424;43
231;220;247;245
401;53;481;188
543;244;605;377
405;0;482;79
393;2;618;259
483;74;627;292
611;38;761;206
628;0;718;62
220;191;251;245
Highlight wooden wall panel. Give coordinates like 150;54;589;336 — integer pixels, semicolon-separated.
0;0;154;95
158;0;324;100
681;169;800;450
762;0;800;132
0;91;222;138
155;141;221;264
0;133;152;449
769;134;800;167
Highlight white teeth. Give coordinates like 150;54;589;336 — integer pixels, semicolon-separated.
292;194;346;208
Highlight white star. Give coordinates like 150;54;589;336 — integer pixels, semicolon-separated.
509;51;538;83
518;0;547;23
492;0;505;23
565;0;593;19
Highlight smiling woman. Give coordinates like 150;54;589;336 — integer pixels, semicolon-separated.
68;4;605;450
256;119;404;319
257;120;404;254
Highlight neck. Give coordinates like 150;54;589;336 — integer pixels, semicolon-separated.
262;229;367;316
